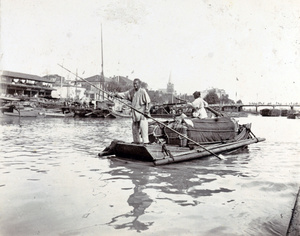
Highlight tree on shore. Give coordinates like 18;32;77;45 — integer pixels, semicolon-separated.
106;79;236;105
203;89;235;104
106;80;131;92
106;78;148;92
220;94;235;104
204;89;220;104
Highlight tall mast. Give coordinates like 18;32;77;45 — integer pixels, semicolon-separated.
168;71;173;103
100;24;104;100
75;68;78;100
60;60;63;98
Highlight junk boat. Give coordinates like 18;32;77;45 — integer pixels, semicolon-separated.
99;116;265;165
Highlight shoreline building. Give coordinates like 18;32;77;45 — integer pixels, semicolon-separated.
0;70;55;98
80;74;105;101
44;74;86;100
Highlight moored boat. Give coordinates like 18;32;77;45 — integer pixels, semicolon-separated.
39;108;74;118
99;116;265;165
70;100;116;118
287;112;300;119
260;108;281;117
3;108;39;117
0;96;39;117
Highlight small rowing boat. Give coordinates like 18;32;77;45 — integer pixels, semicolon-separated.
99;117;265;165
0;97;39;117
39;108;75;118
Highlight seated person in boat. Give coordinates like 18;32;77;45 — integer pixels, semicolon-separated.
170;107;176;116
114;78;151;144
174;108;187;124
187;91;208;118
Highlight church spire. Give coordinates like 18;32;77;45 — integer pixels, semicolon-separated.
168;71;172;84
167;71;174;95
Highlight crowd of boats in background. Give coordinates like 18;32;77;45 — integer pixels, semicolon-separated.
1;95;299;119
0;96;121;118
260;108;300;119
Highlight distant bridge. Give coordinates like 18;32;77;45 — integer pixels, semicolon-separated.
210;103;300;112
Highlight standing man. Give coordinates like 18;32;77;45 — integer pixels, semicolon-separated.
114;78;151;144
187;91;208;118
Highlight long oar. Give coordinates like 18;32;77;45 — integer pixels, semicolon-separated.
58;64;223;160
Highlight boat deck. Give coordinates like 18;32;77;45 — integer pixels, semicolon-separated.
100;135;265;165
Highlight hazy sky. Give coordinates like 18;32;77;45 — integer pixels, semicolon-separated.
1;0;300;103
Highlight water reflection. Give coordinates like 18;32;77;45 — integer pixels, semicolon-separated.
104;152;255;233
105;162;154;232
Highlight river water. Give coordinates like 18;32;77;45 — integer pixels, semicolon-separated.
0;115;299;236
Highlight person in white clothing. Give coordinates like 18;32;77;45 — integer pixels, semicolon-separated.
187;91;208;118
114;78;151;144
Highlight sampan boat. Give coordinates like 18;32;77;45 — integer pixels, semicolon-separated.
99;116;265;165
0;96;39;117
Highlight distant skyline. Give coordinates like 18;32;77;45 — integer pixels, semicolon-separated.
1;0;300;103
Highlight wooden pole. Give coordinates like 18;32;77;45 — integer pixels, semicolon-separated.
155;137;265;165
100;24;104;100
58;64;224;160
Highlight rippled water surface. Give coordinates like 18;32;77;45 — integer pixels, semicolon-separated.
0;115;299;236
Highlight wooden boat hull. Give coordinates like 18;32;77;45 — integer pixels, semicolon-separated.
99;137;265;165
1;98;39;117
287;113;300;119
43;112;74;118
154;138;265;165
73;108;116;118
99;123;265;165
3;109;39;117
39;108;74;118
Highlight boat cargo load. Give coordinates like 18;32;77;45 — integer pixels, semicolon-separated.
186;117;238;145
164;123;188;147
159;117;239;147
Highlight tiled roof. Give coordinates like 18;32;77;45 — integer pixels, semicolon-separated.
1;70;54;83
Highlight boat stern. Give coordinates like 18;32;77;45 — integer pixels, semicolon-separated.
99;140;156;162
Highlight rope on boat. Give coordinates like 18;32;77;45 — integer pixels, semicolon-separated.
244;125;259;142
161;143;174;160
